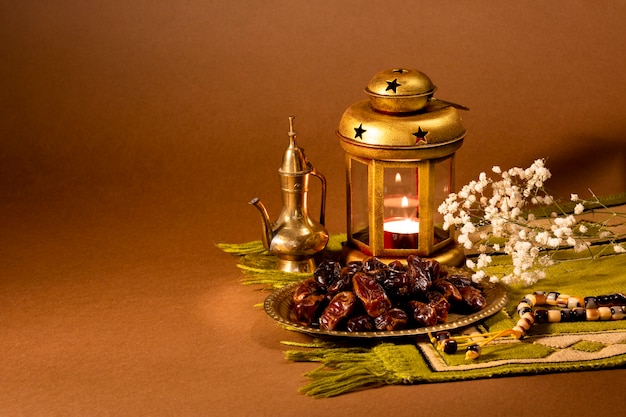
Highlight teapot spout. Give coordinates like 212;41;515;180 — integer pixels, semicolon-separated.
249;197;273;251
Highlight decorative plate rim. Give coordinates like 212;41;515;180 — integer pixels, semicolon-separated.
264;281;508;338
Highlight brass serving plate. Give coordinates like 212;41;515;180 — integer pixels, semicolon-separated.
264;281;508;338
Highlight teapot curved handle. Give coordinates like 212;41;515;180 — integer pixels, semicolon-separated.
310;167;327;226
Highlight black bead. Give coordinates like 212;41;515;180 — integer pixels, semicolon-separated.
442;339;458;354
534;308;549;323
596;294;612;307
560;309;571;321
435;331;451;342
584;296;597;309
571;307;587;321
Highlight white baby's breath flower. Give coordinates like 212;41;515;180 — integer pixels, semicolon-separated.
614;244;626;254
439;158;624;286
548;238;561;248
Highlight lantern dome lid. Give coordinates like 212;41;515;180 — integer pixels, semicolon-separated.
337;68;467;160
365;68;436;113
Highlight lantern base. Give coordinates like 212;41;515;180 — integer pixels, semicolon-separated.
341;242;466;268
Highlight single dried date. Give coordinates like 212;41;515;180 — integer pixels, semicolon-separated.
319;291;358;330
313;261;342;292
292;277;322;303
292;294;326;326
352;272;392;317
406;255;436;296
426;291;451;323
458;285;487;312
361;256;388;272
374;308;409;331
406;300;437;327
432;279;462;303
380;263;412;301
345;313;374;332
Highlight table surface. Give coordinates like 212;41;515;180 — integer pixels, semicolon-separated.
2;184;625;417
3;1;626;415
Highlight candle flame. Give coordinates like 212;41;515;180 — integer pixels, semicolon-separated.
401;196;409;208
395;172;402;183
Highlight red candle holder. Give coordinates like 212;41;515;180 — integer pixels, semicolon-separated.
383;217;420;249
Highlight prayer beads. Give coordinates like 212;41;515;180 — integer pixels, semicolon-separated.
430;289;626;361
513;291;626;338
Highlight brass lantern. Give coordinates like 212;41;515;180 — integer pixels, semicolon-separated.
337;68;467;266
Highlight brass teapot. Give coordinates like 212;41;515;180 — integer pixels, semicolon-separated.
250;117;329;273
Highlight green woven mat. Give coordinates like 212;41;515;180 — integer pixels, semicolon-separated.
218;197;626;397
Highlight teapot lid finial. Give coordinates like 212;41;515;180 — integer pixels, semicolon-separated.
279;116;309;175
288;116;296;138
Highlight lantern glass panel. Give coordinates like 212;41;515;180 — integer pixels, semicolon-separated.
433;157;453;245
350;158;369;246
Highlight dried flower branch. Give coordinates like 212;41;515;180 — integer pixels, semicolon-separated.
438;159;626;286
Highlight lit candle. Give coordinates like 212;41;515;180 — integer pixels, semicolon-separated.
383;217;420;249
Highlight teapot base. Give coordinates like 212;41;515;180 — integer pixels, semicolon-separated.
275;257;317;274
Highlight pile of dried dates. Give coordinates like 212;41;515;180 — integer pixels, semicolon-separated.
291;255;487;332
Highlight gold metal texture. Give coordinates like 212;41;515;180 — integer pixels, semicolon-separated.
341;241;466;267
337;99;466;160
365;68;436;113
249;117;329;273
279;116;311;175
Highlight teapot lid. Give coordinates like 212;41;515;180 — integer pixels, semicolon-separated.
279;116;311;175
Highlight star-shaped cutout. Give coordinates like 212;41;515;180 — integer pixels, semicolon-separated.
385;78;401;93
392;69;406;74
413;127;428;144
354;124;366;139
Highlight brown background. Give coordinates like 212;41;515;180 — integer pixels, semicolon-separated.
1;1;625;416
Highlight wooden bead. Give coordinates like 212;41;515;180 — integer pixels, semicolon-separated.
522;311;535;324
571;307;586;321
598;306;612;320
567;297;582;308
465;344;481;360
512;325;526;338
517;302;532;316
435;331;451;342
556;294;570;308
546;292;559;306
441;338;458;354
585;308;600;321
516;317;533;331
534;308;549;323
522;294;537;307
584;296;597;309
611;306;626;320
533;291;547;305
547;309;561;322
